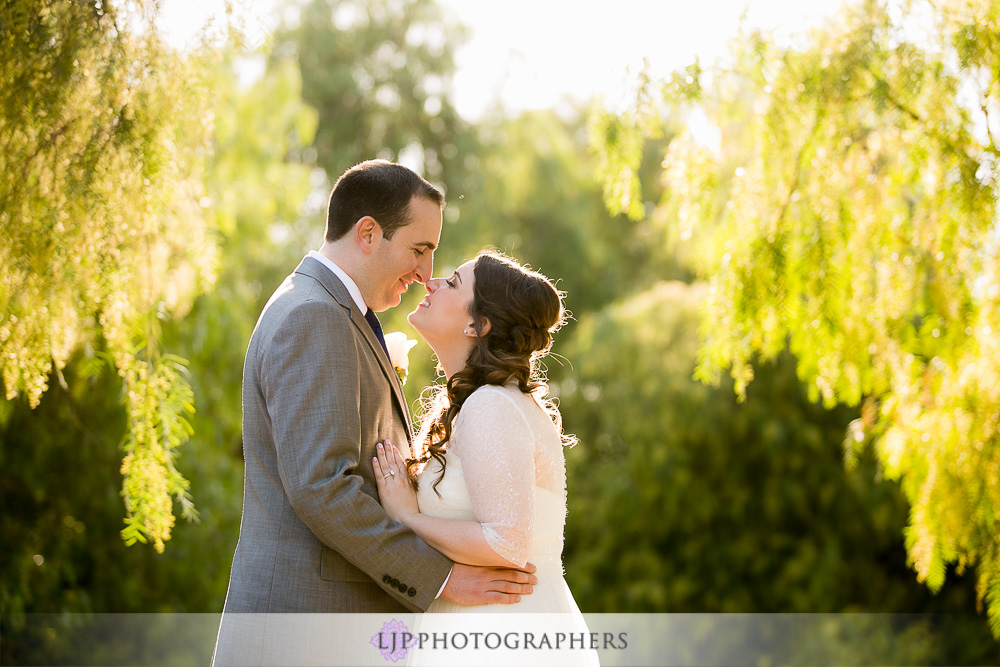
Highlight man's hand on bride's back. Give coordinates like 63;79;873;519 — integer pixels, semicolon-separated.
440;562;537;605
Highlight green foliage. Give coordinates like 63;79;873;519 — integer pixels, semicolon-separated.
560;281;997;661
0;351;244;641
588;109;646;221
0;0;220;551
119;354;198;550
587;64;670;222
455;110;682;308
591;0;1000;635
271;0;467;182
0;39;316;644
162;47;319;472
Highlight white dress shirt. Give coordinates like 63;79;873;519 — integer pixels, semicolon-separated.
307;250;368;313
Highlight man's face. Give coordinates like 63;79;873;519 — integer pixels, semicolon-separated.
368;195;443;312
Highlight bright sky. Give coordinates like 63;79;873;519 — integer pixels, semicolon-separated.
158;0;846;120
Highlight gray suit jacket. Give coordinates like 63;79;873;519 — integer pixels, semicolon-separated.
215;257;451;663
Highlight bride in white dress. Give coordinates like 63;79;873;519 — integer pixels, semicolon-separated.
374;250;598;666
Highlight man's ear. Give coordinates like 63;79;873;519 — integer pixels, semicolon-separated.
355;216;382;254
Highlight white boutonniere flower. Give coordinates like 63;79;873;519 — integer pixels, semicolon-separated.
384;332;418;385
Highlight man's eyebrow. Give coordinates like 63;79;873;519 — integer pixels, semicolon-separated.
414;241;436;250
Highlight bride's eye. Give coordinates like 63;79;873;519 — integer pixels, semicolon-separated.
446;278;456;288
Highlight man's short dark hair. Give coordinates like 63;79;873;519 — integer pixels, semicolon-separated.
325;159;444;242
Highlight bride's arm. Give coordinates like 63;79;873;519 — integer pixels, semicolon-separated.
374;388;535;569
374;441;520;568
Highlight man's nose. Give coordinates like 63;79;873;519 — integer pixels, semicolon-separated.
415;253;433;284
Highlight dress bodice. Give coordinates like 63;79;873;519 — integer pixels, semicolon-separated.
415;384;568;568
410;385;600;665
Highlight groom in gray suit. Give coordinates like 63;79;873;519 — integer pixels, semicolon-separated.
214;160;535;664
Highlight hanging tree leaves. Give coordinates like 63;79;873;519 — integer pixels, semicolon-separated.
592;0;1000;635
0;0;218;551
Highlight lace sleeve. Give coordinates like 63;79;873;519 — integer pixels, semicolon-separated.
451;386;534;568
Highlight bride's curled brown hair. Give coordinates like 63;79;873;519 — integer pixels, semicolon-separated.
408;249;575;490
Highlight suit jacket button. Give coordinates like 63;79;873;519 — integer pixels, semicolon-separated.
391;578;399;587
383;575;392;584
397;582;407;593
408;587;416;597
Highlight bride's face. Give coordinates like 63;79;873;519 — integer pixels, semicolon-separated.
407;258;477;349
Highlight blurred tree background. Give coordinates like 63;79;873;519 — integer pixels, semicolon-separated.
1;0;998;663
590;0;1000;651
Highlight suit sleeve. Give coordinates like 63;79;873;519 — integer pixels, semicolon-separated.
261;297;451;611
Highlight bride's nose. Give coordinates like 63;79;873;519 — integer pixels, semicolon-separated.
425;278;443;293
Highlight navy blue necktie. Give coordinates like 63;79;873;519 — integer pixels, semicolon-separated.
364;308;389;358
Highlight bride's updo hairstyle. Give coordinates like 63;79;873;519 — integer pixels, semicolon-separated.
408;249;575;491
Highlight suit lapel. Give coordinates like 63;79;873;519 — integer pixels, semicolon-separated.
348;308;413;437
294;257;413;440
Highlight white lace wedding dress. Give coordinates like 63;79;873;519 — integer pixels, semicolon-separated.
408;383;599;666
